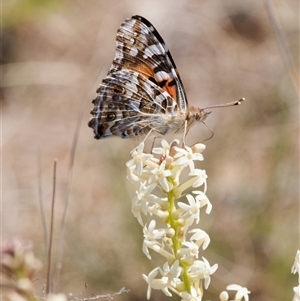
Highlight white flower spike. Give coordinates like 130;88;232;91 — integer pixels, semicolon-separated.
126;139;250;300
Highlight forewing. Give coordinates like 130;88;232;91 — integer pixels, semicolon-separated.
111;15;188;111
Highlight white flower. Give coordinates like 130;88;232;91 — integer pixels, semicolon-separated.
148;204;169;221
149;160;173;192
159;260;182;285
126;142;153;175
143;220;166;243
127;165;141;182
142;239;159;260
191;143;206;154
189;229;211;250
178;241;199;259
189;257;218;289
174;145;204;173
178;194;201;224
219;291;229;301
190;168;208;191
292;250;300;274
142;221;166;259
193;191;212;214
226;284;251;301
174;177;202;198
131;203;144;226
152;139;177;167
16;278;34;294
46;294;67;301
293;285;300;301
149;243;174;261
131;182;160;225
152;139;172;156
143;267;172;299
180;286;202;301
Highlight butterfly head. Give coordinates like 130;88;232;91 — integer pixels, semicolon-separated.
188;107;211;125
195;108;212;122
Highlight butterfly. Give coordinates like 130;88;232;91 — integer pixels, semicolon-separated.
88;15;244;141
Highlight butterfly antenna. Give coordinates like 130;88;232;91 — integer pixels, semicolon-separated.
202;97;245;110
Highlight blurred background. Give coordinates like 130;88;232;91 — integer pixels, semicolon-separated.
2;0;299;300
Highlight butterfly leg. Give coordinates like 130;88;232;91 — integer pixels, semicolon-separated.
182;120;188;148
142;128;155;145
129;128;155;155
140;126;166;153
190;121;215;147
150;136;159;154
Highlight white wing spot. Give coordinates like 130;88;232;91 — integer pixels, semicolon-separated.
155;71;170;81
129;47;138;57
145;44;165;56
126;77;138;93
139;35;148;45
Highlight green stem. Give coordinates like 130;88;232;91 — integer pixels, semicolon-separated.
167;190;180;253
167;189;191;293
181;262;192;293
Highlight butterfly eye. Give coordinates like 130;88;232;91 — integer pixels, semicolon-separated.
106;112;116;121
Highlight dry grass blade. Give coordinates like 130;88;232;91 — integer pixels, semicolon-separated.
46;159;57;295
53;66;103;291
264;0;299;96
37;152;49;254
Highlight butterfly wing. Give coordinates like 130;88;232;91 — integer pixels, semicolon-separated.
88;15;188;139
